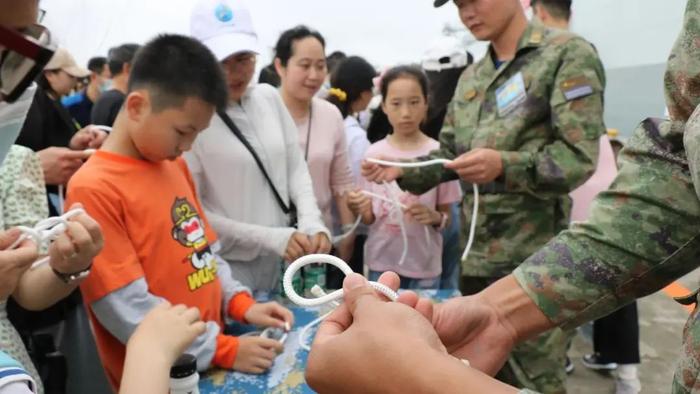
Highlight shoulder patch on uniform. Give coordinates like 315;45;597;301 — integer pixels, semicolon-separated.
560;76;594;101
530;30;543;45
463;89;477;100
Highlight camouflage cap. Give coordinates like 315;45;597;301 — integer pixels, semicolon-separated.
664;0;700;124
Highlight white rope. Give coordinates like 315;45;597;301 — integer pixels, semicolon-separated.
283;254;398;308
332;215;362;245
283;254;398;351
57;184;65;215
384;181;408;266
297;284;339;351
360;190;408;209
360;188;431;262
284;255;473;371
285;254;476;374
365;157;479;262
7;208;86;269
366;158;453;168
462;183;479;261
92;125;112;132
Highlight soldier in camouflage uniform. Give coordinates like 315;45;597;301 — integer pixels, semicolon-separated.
308;1;700;393
363;0;605;391
513;0;700;392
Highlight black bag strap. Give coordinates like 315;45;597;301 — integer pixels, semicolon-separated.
217;110;290;214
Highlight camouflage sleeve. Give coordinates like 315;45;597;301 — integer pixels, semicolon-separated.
397;101;460;195
501;38;605;196
513;118;700;329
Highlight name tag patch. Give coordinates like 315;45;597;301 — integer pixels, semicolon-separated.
496;72;527;117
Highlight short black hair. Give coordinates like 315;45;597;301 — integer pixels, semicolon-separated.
258;63;280;87
107;43;141;76
87;56;107;74
326;50;347;75
274;25;326;67
127;34;228;112
531;0;572;21
327;56;376;118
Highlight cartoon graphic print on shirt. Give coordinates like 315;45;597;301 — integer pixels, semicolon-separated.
170;197;218;291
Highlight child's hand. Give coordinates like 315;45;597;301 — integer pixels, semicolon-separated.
309;232;332;254
361;159;403;184
244;302;294;329
49;203;104;277
284;231;312;262
234;336;284;374
127;302;206;366
407;203;442;226
347;191;371;216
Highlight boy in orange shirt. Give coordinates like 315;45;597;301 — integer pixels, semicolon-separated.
66;34;293;390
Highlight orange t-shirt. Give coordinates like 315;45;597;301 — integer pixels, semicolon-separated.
66;151;224;388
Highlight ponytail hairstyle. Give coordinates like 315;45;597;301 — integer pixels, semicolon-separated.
326;56;376;118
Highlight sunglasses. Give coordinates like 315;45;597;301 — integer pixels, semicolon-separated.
0;23;55;103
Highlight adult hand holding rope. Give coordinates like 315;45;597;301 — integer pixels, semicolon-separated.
361;157;479;261
304;271;489;393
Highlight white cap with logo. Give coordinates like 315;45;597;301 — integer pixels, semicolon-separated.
190;0;259;61
421;36;468;72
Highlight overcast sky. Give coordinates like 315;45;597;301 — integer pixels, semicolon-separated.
40;0;686;134
41;0;684;71
41;0;467;69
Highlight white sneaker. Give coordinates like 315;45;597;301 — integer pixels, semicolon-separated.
615;377;641;394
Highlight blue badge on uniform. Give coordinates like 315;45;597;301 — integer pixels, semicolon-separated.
495;72;527;117
215;4;234;22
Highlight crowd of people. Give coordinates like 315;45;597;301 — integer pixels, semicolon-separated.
1;0;697;393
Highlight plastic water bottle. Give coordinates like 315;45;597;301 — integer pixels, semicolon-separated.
170;353;200;394
280;260;304;300
303;263;326;297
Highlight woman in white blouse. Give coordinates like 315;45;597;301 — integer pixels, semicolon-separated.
186;1;330;295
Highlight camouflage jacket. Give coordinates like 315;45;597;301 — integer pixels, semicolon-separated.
516;1;700;391
399;23;606;277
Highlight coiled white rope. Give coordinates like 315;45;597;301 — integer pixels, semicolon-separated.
7;208;86;269
283;254;399;351
365;157;479;262
384;181;408;266
283;254;398;307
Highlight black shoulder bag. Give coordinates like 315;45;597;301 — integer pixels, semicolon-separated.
217;110;298;227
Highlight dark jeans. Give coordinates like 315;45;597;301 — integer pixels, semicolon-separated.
440;203;461;290
326;235;367;289
593;302;641;364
